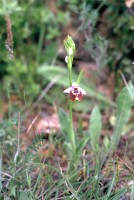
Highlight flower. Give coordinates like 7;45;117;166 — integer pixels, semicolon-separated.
64;82;86;101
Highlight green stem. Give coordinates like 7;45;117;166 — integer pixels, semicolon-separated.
67;55;76;156
68;56;72;85
69;100;76;155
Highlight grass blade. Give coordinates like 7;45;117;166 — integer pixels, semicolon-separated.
76;137;89;159
107;167;116;198
110;188;127;200
76;70;83;84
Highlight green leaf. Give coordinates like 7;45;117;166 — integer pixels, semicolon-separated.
19;191;30;200
110;83;133;153
76;70;83;84
76;137;89;159
9;185;17;197
58;108;69;138
103;136;110;151
63;142;72;158
127;81;134;101
89;106;102;151
107;167;116;198
37;65;67;86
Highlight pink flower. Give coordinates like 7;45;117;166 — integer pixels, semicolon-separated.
64;82;86;101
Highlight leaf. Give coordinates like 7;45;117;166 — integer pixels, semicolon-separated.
76;70;83;84
89;106;102;151
76;137;89;159
103;136;110;151
37;65;115;106
9;186;16;197
107;167;116;198
110;83;133;153
19;191;30;200
127;81;134;101
58;108;69;138
0;129;5;137
63;142;72;158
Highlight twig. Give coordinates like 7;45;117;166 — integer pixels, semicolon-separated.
35;74;61;104
26;111;41;134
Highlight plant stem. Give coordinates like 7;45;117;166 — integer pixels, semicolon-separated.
69;100;76;155
68;56;72;85
68;55;76;156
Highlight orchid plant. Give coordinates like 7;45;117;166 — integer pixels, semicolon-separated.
63;35;87;171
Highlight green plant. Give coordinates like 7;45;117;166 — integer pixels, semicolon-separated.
62;36;88;172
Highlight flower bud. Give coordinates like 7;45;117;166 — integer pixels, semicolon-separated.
65;56;68;63
68;47;73;55
64;35;76;56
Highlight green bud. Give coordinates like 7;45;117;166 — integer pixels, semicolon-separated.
64;35;76;56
